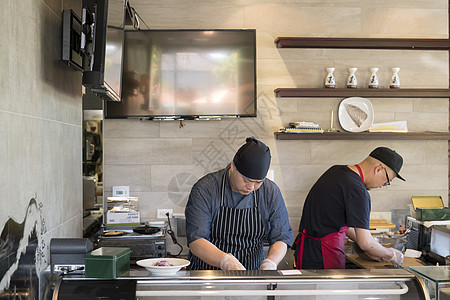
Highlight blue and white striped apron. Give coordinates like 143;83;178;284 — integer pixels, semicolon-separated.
189;170;266;270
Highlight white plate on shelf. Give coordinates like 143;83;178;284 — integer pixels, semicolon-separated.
136;258;190;275
338;97;374;132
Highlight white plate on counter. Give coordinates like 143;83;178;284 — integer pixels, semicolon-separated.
136;258;190;275
338;97;374;132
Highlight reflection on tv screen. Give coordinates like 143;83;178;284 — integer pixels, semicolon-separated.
105;29;256;119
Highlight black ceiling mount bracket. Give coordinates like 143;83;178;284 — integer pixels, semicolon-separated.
62;10;85;71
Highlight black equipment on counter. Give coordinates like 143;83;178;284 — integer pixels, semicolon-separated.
406;216;431;251
406;216;450;265
48;278;137;300
98;228;166;262
50;238;93;274
132;225;160;235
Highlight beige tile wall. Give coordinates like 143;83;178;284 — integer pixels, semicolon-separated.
0;0;83;291
103;0;448;254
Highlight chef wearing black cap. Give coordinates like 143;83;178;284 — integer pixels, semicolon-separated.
293;147;405;269
185;137;293;270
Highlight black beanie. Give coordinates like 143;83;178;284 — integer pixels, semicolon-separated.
233;137;271;181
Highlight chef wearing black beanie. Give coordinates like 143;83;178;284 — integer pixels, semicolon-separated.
185;137;292;272
233;137;272;181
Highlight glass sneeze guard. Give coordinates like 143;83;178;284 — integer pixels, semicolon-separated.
409;266;450;300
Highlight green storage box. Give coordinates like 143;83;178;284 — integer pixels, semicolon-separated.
416;207;450;221
85;247;130;278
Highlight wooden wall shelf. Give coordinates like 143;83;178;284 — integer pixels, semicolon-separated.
274;36;450;141
274;131;450;140
274;37;450;50
274;88;450;98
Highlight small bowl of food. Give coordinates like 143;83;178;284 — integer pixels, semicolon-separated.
136;258;190;275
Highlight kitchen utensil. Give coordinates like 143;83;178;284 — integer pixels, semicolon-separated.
133;225;161;235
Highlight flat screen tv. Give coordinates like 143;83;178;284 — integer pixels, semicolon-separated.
104;29;257;119
82;0;127;102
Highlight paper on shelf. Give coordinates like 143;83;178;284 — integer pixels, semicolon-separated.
369;121;408;132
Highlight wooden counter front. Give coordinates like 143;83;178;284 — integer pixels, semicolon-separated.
347;253;426;269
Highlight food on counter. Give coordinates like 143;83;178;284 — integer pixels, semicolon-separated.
104;231;124;236
153;260;174;267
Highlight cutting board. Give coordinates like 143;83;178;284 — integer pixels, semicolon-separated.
347;254;426;269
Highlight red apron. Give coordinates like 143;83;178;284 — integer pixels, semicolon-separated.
295;165;362;269
295;226;349;269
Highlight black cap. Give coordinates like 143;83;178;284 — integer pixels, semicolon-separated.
369;147;405;181
233;137;271;181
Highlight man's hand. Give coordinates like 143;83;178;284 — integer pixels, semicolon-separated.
353;228;404;265
259;258;277;270
220;253;246;270
366;252;384;262
260;241;287;270
385;248;404;266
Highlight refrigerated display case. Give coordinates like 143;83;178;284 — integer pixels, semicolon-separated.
409;266;450;300
48;268;429;300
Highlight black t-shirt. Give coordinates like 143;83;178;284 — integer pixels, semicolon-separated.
295;165;371;269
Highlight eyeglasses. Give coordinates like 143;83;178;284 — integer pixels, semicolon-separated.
382;167;391;186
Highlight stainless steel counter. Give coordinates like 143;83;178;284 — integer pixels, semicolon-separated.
50;269;429;299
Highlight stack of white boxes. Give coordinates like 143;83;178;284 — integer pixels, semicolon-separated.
106;186;140;226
